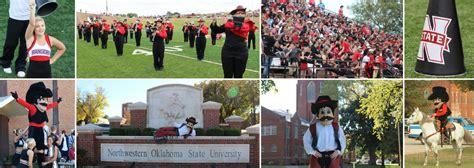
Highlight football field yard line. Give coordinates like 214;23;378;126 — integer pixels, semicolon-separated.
124;43;259;73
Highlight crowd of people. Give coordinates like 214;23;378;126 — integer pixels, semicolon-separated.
77;5;257;78
262;0;403;78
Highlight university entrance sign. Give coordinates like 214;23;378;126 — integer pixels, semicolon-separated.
101;144;250;163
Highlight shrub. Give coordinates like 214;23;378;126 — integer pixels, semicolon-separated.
108;128;124;136
142;128;156;136
194;128;205;136
206;128;225;136
124;128;142;136
224;128;241;136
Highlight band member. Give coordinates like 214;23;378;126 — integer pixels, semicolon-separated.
123;19;129;43
12;128;28;167
111;19;117;39
11;82;62;168
188;22;197;48
145;21;151;38
303;96;346;168
210;18;218;45
130;21;134;40
84;20;92;43
100;19;110;49
92;19;101;46
17;138;35;168
25;1;66;78
247;19;257;50
114;21;126;56
82;20;88;42
133;19;143;47
428;86;452;139
77;22;83;39
154;117;198;140
165;20;174;44
196;18;208;61
182;22;189;42
1;0;30;77
152;18;168;71
211;5;251;78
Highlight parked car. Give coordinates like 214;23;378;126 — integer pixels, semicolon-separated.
408;117;474;140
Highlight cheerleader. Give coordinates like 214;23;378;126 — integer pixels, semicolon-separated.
152;18;167;71
12;128;28;167
17;138;35;168
41;135;59;168
25;0;65;78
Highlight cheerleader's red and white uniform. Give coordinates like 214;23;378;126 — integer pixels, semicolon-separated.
26;35;52;78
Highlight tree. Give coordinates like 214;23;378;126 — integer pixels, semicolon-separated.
76;86;109;124
261;80;277;95
350;0;403;34
405;80;431;116
195;81;260;123
451;81;474;92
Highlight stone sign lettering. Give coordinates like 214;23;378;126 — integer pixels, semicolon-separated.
101;144;250;163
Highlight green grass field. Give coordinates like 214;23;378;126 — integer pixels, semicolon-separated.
405;0;474;78
0;0;75;78
405;147;474;168
77;14;260;78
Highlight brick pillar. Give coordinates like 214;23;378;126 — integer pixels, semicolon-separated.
225;115;244;129
129;102;147;129
77;124;104;165
108;116;122;128
246;124;260;167
202;101;222;130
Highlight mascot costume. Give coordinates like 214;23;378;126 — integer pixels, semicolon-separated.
154;117;197;141
428;86;453;140
303;96;346;168
11;82;62;167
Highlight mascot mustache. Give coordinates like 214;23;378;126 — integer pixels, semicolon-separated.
434;102;439;106
319;116;334;121
39;103;48;107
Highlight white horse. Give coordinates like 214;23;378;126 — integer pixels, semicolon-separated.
407;107;473;166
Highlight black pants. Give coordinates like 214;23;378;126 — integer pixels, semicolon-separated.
28;126;46;167
222;56;248;78
130;31;134;39
211;33;217;45
101;32;109;49
153;39;165;69
169;30;173;40
146;30;151;38
135;31;141;47
26;61;52;78
1;18;29;73
114;34;124;56
124;31;128;43
189;35;195;48
93;30;100;46
85;31;92;43
78;29;83;39
248;32;256;49
83;31;87;41
184;32;188;42
196;36;206;60
149;32;154;42
165;32;171;44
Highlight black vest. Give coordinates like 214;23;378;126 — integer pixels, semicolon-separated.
28;106;48;124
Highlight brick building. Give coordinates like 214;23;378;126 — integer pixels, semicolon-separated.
261;106;309;165
0;80;75;163
427;81;474;121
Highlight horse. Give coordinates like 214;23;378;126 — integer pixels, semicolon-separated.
407;107;473;166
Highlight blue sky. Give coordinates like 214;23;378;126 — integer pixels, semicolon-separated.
77;79;204;117
261;80;297;114
76;0;260;16
317;0;357;18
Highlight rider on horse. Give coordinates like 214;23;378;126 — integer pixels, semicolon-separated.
428;86;452;141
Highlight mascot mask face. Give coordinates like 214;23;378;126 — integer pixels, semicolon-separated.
318;106;335;126
26;82;53;113
312;96;338;126
36;96;48;112
427;86;449;109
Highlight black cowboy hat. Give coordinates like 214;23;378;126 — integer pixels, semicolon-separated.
26;82;53;104
428;86;449;102
155;18;163;23
185;117;198;125
311;96;338;115
230;5;246;15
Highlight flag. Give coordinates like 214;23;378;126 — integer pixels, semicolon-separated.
415;0;465;76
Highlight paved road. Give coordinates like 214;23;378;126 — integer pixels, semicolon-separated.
404;134;474;155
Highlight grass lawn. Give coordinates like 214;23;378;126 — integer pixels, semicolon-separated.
262;164;400;168
0;0;75;78
76;13;260;78
405;147;474;168
405;0;474;78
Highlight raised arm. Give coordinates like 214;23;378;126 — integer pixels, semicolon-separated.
49;36;66;64
46;97;62;110
25;0;36;41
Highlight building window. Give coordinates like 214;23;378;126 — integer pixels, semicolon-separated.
262;125;277;136
307;82;316;103
319;82;324;94
286;144;290;156
299;84;303;96
286;126;290;139
271;144;277;152
294;126;299;139
262;145;264;153
271;125;277;135
294;145;299;157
